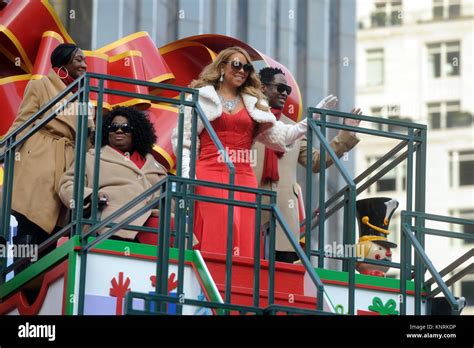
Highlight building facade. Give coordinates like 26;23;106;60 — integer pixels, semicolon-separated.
356;0;474;313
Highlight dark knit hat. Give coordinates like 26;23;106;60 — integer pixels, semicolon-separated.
50;43;79;68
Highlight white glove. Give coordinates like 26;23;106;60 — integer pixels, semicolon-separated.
316;94;338;110
284;95;339;144
313;95;338;120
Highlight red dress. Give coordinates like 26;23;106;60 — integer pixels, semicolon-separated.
194;108;257;258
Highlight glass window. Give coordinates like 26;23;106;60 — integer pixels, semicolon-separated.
371;1;403;27
433;0;461;20
367;49;384;86
390;1;402;25
433;0;444;19
449;0;461;18
428;43;442;78
367;156;406;193
446;101;462;128
446;42;460;76
458;210;474;244
377;169;397;192
372;2;387;27
459;151;474;186
450;150;474;187
428;102;442;129
429;101;471;130
371;107;384;130
427;42;460;78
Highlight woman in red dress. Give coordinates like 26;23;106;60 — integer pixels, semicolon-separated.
172;47;309;258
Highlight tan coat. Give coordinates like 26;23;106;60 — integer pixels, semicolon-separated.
252;115;360;251
6;70;86;233
59;145;168;240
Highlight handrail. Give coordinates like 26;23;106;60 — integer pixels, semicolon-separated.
91;174;328;314
4;71;460;317
425;248;474;286
0;72;328;315
301;106;427;315
401;222;459;313
304;108;358;313
400;210;474;314
428;263;473;298
0;76;83;147
303;138;410;226
310;148;411;230
0;78;87;277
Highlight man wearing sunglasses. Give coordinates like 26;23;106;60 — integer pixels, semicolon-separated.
254;67;361;263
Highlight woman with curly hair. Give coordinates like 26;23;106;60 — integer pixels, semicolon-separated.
59;106;167;242
172;46;312;258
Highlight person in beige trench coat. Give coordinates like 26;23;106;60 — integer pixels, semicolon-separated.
59;106;167;241
252;67;362;263
4;43;89;272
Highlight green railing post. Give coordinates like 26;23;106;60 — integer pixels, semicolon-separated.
253;193;262;308
176;178;187;315
404;129;415;297
71;74;88;237
347;186;356;315
159;180;172;312
305;109;314;263
3;72;445;316
413;129;426;315
318;112;327;268
90;78;105;226
77;74;91;315
406;128;414;213
400;211;408;315
0;136;15;284
155;180;167;311
401;218;459;313
268;195;277;307
162;180;173;312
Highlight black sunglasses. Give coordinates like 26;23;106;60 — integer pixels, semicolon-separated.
225;60;254;73
264;82;292;95
108;123;133;133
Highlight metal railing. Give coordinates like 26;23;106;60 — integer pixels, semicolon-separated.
2;71;465;316
400;211;474;315
302;108;427;314
0;72;327;315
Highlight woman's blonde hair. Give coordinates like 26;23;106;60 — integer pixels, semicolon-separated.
190;46;269;111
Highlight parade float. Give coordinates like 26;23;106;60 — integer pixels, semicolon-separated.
0;0;471;316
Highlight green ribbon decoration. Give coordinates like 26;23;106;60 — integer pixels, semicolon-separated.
368;297;399;315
